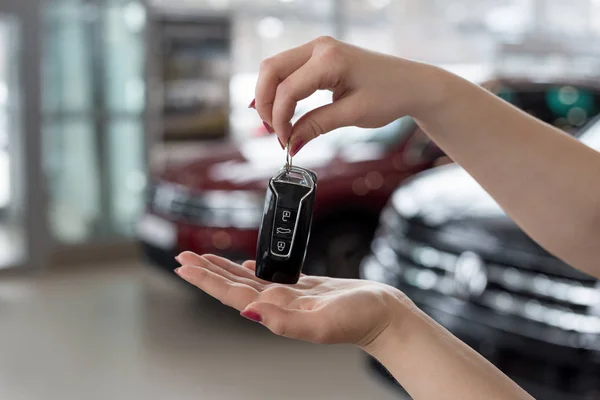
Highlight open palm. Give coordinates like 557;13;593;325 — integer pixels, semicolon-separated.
175;252;405;347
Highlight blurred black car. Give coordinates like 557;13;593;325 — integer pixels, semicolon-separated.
361;116;600;400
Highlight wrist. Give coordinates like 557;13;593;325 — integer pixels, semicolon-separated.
404;60;455;121
359;289;420;358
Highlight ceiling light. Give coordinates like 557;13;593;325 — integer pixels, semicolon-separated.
257;17;284;39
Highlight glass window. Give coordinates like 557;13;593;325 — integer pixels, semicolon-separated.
43;0;147;244
107;118;146;236
0;14;26;268
44;119;100;243
103;1;146;113
42;1;94;113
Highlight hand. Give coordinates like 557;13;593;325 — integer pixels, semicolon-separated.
251;36;445;156
175;253;534;400
175;252;412;347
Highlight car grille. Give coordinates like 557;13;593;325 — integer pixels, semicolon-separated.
145;182;262;229
374;208;600;336
146;182;198;220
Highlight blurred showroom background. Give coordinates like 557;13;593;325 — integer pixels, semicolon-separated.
1;0;600;399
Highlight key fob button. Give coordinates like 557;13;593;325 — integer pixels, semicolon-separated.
275;208;297;226
271;238;292;256
273;225;294;240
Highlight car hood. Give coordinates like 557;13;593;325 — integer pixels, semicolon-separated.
392;164;544;255
159;135;386;191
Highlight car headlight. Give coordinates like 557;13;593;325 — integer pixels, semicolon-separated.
391;186;420;218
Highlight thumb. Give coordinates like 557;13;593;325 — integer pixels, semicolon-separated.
288;96;356;157
241;302;321;342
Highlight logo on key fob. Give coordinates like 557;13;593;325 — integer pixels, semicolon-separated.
255;166;318;284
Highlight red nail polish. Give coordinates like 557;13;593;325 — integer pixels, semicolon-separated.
241;310;262;323
290;139;305;156
277;137;285;150
248;99;256;109
263;122;275;134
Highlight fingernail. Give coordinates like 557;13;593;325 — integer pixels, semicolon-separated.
241;310;262;323
263;121;275;134
174;267;182;275
248;99;256;109
175;256;182;263
277;137;285;150
290;139;305;157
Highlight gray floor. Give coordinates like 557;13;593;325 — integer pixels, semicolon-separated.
0;261;406;400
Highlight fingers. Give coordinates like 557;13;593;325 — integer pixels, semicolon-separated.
176;265;258;311
201;254;258;280
242;302;326;343
242;260;256;271
177;252;264;291
255;41;315;128
271;57;340;143
177;251;212;269
288;96;357;156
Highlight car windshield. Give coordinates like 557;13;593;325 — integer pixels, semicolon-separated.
578;117;600;150
317;116;417;149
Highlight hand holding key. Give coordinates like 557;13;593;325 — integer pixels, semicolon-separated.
251;36;444;156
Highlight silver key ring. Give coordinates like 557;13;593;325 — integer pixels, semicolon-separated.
285;139;292;172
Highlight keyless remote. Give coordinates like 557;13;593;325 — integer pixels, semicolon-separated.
255;165;317;284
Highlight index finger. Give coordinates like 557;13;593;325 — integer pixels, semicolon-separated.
255;40;315;128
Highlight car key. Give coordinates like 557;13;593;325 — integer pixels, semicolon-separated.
255;161;317;284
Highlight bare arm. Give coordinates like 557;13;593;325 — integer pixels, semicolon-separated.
414;67;600;277
363;298;534;400
253;37;600;278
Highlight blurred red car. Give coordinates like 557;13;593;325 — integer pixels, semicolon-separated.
138;78;600;278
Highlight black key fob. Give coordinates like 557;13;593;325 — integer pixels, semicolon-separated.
255;166;317;284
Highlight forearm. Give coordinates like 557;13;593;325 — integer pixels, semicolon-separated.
362;297;533;400
411;63;600;277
